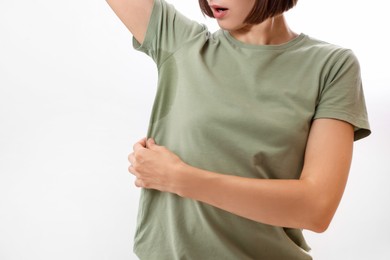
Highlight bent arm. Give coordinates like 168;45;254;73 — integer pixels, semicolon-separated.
105;0;154;44
175;119;354;233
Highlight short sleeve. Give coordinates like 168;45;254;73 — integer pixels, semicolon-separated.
132;0;206;66
313;49;371;141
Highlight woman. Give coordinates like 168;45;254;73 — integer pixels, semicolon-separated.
106;0;370;259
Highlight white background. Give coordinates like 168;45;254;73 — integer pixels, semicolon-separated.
0;0;389;259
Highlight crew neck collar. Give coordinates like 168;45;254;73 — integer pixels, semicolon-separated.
223;30;307;50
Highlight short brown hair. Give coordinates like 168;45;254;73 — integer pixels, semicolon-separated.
198;0;298;24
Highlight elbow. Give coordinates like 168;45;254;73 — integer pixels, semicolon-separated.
308;218;331;233
305;198;337;233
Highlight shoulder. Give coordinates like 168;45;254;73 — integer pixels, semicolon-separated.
302;35;358;63
298;35;361;81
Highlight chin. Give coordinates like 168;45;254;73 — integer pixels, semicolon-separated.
217;19;248;32
217;21;239;31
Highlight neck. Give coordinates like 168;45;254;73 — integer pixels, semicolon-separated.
229;15;298;46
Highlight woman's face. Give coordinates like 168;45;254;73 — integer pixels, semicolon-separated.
207;0;256;31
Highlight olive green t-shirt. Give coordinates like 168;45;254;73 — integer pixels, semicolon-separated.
132;0;371;259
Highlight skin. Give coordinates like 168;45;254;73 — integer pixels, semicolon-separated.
106;0;355;233
106;0;154;44
208;0;298;45
208;0;256;32
129;119;354;233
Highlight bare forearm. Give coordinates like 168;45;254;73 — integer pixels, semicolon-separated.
129;120;353;233
175;165;333;233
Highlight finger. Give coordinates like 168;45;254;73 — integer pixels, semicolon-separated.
133;141;146;153
146;138;158;149
133;137;147;151
134;179;142;188
135;178;144;188
128;165;136;175
138;137;147;147
128;163;141;177
128;153;136;164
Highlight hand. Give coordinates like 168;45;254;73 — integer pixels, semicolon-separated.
128;138;186;193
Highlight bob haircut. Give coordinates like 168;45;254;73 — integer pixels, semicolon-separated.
198;0;298;25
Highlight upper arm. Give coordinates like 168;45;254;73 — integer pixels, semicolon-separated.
300;118;354;231
106;0;154;44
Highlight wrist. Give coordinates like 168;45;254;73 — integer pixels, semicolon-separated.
172;162;205;198
174;163;220;201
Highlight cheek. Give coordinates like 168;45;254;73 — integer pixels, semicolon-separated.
240;0;255;21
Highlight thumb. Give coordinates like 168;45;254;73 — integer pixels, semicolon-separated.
146;138;156;148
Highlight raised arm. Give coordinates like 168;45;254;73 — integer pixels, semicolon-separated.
105;0;154;44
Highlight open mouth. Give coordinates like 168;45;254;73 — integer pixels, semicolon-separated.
215;7;228;12
210;5;229;18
